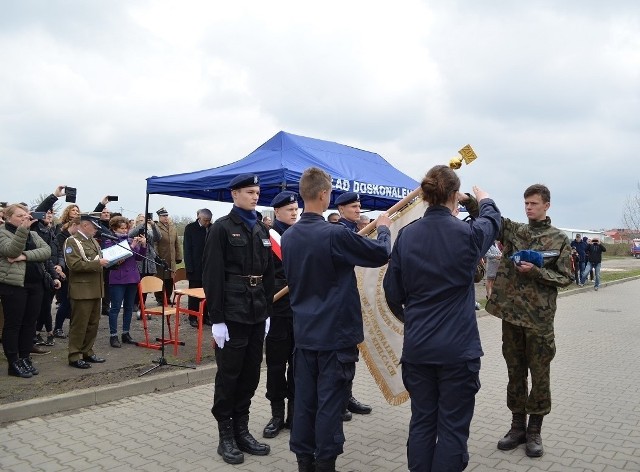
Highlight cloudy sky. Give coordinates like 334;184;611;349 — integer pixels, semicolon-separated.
1;0;638;230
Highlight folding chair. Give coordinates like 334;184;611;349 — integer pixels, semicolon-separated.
173;288;206;364
136;276;180;350
171;267;188;305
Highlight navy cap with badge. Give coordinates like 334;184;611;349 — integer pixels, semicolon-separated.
229;173;260;190
335;192;360;206
156;207;169;216
271;191;298;208
79;214;101;229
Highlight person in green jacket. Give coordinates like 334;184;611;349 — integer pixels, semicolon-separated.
0;204;51;378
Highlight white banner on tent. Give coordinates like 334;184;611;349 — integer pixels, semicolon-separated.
355;198;428;406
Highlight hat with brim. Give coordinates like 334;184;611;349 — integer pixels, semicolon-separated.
156;207;169;216
80;214;101;229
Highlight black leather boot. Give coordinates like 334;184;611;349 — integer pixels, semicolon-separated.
8;359;33;378
315;457;336;472
263;401;285;438
347;395;372;414
234;414;270;456
497;413;527;450
296;454;316;472
217;419;244;464
526;414;544;457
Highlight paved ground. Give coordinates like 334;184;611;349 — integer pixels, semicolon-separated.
1;277;640;471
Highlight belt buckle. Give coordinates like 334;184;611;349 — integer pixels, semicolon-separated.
249;276;258;287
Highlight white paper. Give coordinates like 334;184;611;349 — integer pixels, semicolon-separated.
102;240;133;268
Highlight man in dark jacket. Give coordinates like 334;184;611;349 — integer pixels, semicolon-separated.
183;208;212;326
583;238;606;290
282;168;391;472
570;234;588;286
203;173;275;465
263;191;298;439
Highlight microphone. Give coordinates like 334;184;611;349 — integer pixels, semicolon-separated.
99;232;120;242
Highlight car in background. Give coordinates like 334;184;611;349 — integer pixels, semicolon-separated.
631;239;640;258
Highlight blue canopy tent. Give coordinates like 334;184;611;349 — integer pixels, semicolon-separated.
146;131;419;210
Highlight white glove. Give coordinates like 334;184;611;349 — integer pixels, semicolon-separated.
265;317;271;335
211;323;230;349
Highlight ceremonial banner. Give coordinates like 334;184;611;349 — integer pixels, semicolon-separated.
356;198;428;406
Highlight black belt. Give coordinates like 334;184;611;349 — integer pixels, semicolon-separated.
226;274;263;286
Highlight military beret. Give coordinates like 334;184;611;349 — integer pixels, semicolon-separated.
156;207;169;216
79;214;101;229
335;192;360;206
271;191;298;208
229;173;260;190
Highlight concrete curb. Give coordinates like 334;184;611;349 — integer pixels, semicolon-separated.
0;364;216;424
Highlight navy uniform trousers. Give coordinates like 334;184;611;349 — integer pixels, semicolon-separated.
290;346;358;460
402;359;481;472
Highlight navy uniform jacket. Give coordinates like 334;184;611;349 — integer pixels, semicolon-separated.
202;210;275;325
281;212;391;351
383;200;501;364
338;217;358;232
271;219;292;318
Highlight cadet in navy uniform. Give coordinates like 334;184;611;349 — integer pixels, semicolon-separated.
282;168;391;472
383;165;501;471
263;191;299;439
334;191;373;420
202;173;275;465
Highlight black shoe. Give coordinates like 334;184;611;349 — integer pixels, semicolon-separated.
35;333;46;346
347;396;372;414
121;333;135;344
110;335;121;348
69;359;92;369
84;354;106;363
8;359;33;378
53;329;67;339
31;345;51;355
341;410;352;422
44;334;55;346
263;416;285;438
189;319;199;328
22;358;39;375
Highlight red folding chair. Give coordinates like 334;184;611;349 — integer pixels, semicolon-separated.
173;288;207;364
136;276;180;350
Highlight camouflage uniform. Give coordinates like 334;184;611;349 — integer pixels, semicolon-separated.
486;217;572;416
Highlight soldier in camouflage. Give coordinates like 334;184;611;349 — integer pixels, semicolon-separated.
485;184;572;458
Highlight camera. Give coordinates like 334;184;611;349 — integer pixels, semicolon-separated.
65;186;77;203
146;212;153;221
31;211;47;220
107;195;119;202
0;201;7;208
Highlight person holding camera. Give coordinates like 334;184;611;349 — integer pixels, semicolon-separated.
0;204;52;378
105;216;146;347
129;213;162;318
582;238;606;290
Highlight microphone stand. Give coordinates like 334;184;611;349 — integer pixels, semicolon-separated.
101;233;195;376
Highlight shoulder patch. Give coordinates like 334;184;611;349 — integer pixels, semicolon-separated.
65;247;73;254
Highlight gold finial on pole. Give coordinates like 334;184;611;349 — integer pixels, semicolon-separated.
449;144;477;169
